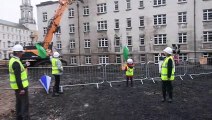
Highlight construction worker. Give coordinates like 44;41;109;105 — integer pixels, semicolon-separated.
9;44;30;120
123;58;135;87
51;51;63;96
160;47;175;103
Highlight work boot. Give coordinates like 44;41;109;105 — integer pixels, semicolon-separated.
52;92;59;97
161;98;166;102
168;98;172;103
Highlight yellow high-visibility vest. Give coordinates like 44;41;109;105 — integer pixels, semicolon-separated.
9;57;29;89
161;56;175;81
126;66;134;76
52;58;59;75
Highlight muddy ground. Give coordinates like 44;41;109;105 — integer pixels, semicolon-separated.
0;73;212;120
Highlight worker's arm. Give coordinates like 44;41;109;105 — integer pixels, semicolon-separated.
12;62;24;90
167;58;173;79
56;59;63;71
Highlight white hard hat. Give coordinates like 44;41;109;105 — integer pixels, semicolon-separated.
163;47;173;55
53;52;60;57
12;44;24;52
127;58;133;64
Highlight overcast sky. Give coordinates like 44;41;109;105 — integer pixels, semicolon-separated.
0;0;57;23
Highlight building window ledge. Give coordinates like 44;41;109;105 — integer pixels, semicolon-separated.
83;14;89;17
203;20;212;22
177;1;187;4
97;12;107;15
126;27;132;29
114;28;120;30
114;10;119;12
139;26;145;29
68;16;74;18
126;8;132;11
138;7;145;9
178;22;187;25
153;4;166;7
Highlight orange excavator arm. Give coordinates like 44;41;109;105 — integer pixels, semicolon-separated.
43;0;75;50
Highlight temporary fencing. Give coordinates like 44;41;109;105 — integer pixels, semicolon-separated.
0;59;212;90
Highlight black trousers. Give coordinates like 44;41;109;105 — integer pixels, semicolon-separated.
161;80;173;99
126;76;133;86
15;88;29;120
53;75;60;93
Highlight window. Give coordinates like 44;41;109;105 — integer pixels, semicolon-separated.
115;19;119;29
178;33;187;43
139;0;144;8
70;39;75;49
139;35;145;45
178;12;187;23
126;0;131;10
83;6;89;16
84;22;90;32
139;16;144;27
203;31;212;42
43;27;47;35
69;24;75;33
98;38;108;47
154;34;166;44
154;14;166;25
114;1;119;11
203;9;212;21
97;3;107;14
56;41;62;49
85;56;91;64
140;54;146;63
153;0;166;6
115;37;120;46
70;56;77;64
68;8;74;17
99;55;109;64
84;39;90;48
55;26;61;34
127;18;132;28
178;0;187;3
179;53;188;61
116;55;121;63
97;21;107;31
154;53;160;63
43;12;47;22
127;36;132;46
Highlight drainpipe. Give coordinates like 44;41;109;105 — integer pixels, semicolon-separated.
194;0;197;64
77;1;81;65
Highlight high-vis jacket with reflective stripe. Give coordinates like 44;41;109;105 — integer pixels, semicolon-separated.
9;57;29;89
161;56;175;81
126;66;134;76
52;58;60;75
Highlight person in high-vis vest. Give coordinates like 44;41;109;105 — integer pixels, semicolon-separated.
160;47;175;103
51;52;63;96
9;44;30;120
123;58;135;87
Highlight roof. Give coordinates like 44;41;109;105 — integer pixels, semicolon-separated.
0;19;29;30
36;1;58;7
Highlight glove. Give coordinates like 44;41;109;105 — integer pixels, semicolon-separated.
25;61;30;67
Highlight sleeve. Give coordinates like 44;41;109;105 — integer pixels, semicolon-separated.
167;58;173;79
56;59;63;71
12;62;24;90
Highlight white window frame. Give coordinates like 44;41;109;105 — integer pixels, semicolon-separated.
203;9;212;21
179;53;188;61
154;34;167;45
154;53;160;63
55;26;61;35
178;12;187;23
140;54;146;63
126;18;132;28
115;19;119;29
116;55;121;63
139;16;144;27
126;0;131;10
114;1;119;11
43;27;47;35
115;37;120;46
85;56;91;64
68;8;74;18
69;24;75;33
203;31;212;42
56;41;62;49
84;22;90;32
153;0;166;6
154;14;166;25
84;39;90;48
70;39;75;49
97;3;107;14
98;38;108;47
99;55;109;64
127;36;132;46
178;32;187;43
43;12;47;22
83;6;89;16
97;21;107;31
178;0;187;3
139;35;145;46
139;0;144;8
70;56;77;64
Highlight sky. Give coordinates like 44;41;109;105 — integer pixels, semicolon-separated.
0;0;57;23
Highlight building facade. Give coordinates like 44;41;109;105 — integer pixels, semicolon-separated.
36;0;212;65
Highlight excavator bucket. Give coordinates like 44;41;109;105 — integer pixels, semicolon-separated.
35;43;47;58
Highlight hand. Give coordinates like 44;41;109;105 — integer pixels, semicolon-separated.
25;61;30;67
19;90;25;95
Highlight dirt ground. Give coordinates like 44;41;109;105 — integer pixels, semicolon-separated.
1;73;212;120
